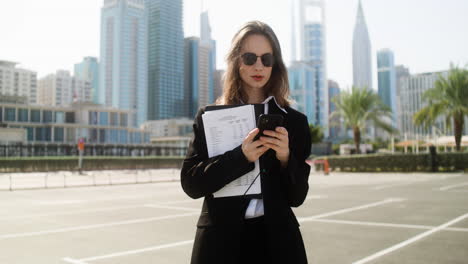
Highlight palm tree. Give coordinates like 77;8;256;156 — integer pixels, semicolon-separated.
414;65;468;151
330;87;396;154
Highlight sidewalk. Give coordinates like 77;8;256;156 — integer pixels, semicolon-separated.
0;169;181;191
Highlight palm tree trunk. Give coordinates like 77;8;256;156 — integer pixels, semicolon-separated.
454;112;464;151
353;127;361;154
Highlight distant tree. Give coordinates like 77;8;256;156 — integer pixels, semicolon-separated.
309;124;324;144
330;86;397;154
414;64;468;151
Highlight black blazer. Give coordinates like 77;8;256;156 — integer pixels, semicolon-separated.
181;99;312;264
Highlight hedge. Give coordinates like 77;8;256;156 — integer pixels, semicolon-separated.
0;156;185;173
313;152;468;172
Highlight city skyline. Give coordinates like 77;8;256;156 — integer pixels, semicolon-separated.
0;0;467;90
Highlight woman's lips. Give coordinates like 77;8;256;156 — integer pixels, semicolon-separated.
251;75;264;81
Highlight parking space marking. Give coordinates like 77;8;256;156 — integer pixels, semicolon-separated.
352;212;468;264
298;198;405;222
0;212;198;239
373;181;421;190
439;182;468;191
62;239;194;264
0;204;150;221
144;204;200;212
310;219;468;233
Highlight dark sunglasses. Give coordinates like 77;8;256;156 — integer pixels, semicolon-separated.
241;52;274;67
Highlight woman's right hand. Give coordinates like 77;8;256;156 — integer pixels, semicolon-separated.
242;128;269;163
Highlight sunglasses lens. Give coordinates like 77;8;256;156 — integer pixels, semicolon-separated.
242;53;257;66
241;53;274;67
261;54;274;67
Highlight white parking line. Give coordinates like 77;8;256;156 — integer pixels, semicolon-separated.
373;181;421;190
144;204;200;212
439;182;468;191
298;198;405;222
63;240;194;264
0;212;198;239
310;218;468;233
352;212;468;264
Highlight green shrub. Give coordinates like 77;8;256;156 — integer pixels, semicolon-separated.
312;152;468;172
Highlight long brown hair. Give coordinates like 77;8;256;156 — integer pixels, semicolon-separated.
216;21;290;107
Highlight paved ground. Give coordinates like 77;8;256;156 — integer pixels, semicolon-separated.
0;170;467;263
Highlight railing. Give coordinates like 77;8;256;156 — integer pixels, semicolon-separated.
0;168;181;191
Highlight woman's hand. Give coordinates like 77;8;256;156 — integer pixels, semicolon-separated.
260;126;290;167
242;128;270;163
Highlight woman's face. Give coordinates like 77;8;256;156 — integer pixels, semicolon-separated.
239;34;273;94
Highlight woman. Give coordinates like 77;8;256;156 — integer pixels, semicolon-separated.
181;21;311;264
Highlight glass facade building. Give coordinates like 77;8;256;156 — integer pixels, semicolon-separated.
74;57;99;104
290;0;328;137
0;102;150;144
377;49;397;128
99;0;148;127
146;0;184;120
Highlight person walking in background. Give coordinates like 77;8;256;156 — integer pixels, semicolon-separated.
181;21;311;264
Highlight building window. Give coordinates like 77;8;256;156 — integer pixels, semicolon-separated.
99;129;106;143
120;113;128;127
26;127;34;141
55;111;64;123
31;109;40;122
65;112;75;123
18;108;28;122
43;111;53;123
89;128;98;143
54;127;64;142
44;127;51;141
35;127;44;141
110;129;118;143
99;112;109;126
119;130;128;144
110;112;118;126
5;108;16;122
89;111;98;125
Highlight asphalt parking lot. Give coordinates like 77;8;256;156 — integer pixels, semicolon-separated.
0;170;467;264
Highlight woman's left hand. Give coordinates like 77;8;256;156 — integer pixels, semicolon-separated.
260;126;290;167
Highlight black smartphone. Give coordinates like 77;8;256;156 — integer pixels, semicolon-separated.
254;114;284;140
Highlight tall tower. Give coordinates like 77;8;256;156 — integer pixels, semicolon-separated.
146;0;184;120
352;0;373;90
295;0;328;137
200;10;216;104
377;49;397;127
99;0;147;127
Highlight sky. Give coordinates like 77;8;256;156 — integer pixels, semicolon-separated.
0;0;467;90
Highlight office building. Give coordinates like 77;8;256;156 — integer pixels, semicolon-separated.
74;57;99;104
399;71;449;137
99;0;148;127
184;11;216;118
0;60;37;104
38;70;91;107
146;0;184;120
290;0;329;137
377;49;397;131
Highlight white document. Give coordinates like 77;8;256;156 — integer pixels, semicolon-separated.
202;105;261;198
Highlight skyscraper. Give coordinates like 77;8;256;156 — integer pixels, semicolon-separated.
290;0;329;137
352;0;373;90
146;0;184;120
74;57;99;104
377;49;397;127
99;0;147;127
328;80;341;139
